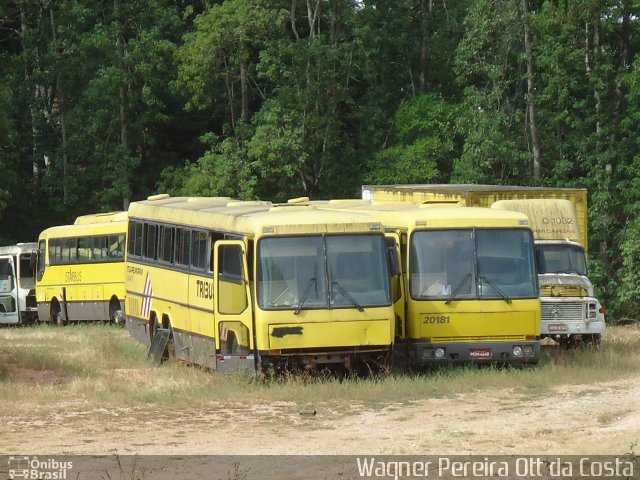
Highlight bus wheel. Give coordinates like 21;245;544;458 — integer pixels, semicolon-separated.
109;301;124;327
51;307;66;327
163;320;176;361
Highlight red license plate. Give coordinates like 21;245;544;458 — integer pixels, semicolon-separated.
469;349;492;359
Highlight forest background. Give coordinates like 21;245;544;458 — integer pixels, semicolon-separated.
1;0;639;320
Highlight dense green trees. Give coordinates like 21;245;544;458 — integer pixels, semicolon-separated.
1;0;639;319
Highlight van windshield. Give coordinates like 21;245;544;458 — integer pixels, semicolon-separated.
535;244;588;276
410;229;538;301
257;234;391;311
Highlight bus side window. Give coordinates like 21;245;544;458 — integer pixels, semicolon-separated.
191;230;207;270
62;237;77;263
143;223;158;260
175;228;190;266
77;236;92;261
109;234;125;259
128;221;143;257
158;226;174;263
92;236;106;261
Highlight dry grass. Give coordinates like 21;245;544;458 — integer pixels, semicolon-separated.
0;323;639;419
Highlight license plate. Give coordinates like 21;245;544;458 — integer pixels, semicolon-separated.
469;348;492;359
549;323;568;332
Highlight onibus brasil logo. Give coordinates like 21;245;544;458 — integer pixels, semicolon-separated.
8;456;73;480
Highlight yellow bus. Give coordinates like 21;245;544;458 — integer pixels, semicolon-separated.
35;212;127;325
317;201;541;365
124;195;397;374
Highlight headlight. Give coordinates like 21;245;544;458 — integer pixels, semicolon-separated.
512;345;523;357
588;311;596;319
434;347;446;359
523;345;535;357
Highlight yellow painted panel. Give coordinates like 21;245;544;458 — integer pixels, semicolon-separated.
268;319;392;350
406;298;541;340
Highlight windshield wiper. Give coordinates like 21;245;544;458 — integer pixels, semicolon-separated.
445;273;472;305
294;277;316;314
332;281;364;312
479;275;512;304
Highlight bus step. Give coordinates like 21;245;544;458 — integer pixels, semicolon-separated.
148;328;171;365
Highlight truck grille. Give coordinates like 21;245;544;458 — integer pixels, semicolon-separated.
541;302;585;322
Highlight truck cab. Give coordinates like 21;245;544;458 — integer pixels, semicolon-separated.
534;238;605;346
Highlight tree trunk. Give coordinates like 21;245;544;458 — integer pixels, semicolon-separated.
419;0;433;94
20;5;41;181
240;61;249;123
114;0;130;210
50;8;69;204
522;0;541;179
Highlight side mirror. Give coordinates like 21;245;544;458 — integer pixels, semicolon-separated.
387;246;401;276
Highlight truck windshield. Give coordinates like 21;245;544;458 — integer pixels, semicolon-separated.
257;234;391;311
535;244;588;276
410;229;538;301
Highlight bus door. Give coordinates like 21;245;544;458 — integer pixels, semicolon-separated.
385;233;404;339
214;240;256;374
0;256;18;323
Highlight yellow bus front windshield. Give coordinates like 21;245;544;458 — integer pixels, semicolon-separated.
258;234;391;311
410;228;538;301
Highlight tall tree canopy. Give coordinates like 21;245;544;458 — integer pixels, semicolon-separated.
1;0;639;319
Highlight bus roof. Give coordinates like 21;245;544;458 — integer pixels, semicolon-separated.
128;196;384;236
74;211;128;224
316;200;531;231
39;219;128;239
0;243;38;256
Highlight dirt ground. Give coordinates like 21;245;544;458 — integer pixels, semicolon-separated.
1;362;639;457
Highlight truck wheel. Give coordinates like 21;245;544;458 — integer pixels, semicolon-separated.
581;334;602;349
557;336;577;349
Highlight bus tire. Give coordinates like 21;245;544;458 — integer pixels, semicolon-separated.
166;324;175;360
149;314;158;344
51;305;66;327
109;298;124;326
